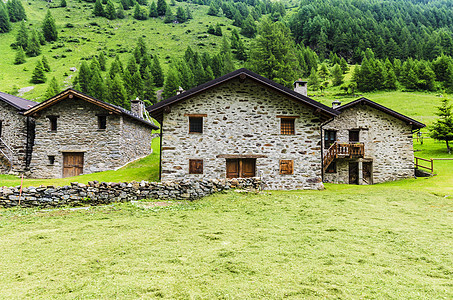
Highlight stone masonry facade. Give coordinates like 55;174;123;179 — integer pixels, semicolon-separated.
30;96;154;178
324;105;414;184
0;101;30;173
161;78;324;190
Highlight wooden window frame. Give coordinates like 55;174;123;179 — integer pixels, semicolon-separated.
189;117;203;134
324;130;337;148
97;115;107;130
0;120;2;137
279;160;294;175
280;118;295;135
189;159;203;174
349;129;360;142
47;116;59;132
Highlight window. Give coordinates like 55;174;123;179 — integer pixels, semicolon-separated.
98;115;107;130
48;155;55;165
349;130;360;142
326;161;336;173
47;116;58;132
280;118;295;135
0;121;2;137
279;160;294;175
324;130;337;148
189;159;203;174
189;117;203;133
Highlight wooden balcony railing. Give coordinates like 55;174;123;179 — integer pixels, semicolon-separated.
323;142;364;172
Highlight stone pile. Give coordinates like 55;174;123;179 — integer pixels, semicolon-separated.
0;178;262;208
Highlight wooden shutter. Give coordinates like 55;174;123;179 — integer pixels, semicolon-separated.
226;159;239;178
189;159;203;174
241;159;256;178
279;160;294;175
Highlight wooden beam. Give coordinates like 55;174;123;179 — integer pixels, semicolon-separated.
276;115;300;119
216;154;267;159
184;113;208;117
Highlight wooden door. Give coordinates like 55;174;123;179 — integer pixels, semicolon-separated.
226;158;256;178
362;162;373;185
241;159;256;178
349;162;359;184
226;159;239;178
63;152;84;178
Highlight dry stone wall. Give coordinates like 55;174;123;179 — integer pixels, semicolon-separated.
0;178;261;208
324;105;414;184
161;78;324;190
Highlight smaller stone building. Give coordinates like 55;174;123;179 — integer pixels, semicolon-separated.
24;89;158;178
323;98;425;184
0;92;38;173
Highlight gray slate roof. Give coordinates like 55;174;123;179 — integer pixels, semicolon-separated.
0;91;38;111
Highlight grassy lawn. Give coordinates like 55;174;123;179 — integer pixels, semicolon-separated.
0;187;451;298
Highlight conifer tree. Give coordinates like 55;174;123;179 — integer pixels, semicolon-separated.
175;59;194;89
105;0;117;20
16;21;28;50
215;23;222;36
117;3;125;19
26;30;41;57
142;66;156;103
0;3;11;33
340;57;348;73
149;1;158;17
45;77;59;99
42;10;58;42
220;36;235;75
134;37;148;62
151;56;164;86
162;65;181;99
163;6;174;23
121;0;131;10
107;74;128;109
98;52;107;71
185;6;192;20
14;46;26;65
131;70;144;99
430;98;453;153
122;68;133;97
240;14;256;38
308;67;320;90
176;6;186;23
60;0;67;8
207;3;218;16
93;0;104;17
211;54;223;78
31;61;46;84
76;62;92;93
331;64;343;86
127;56;138;76
139;54;152;78
89;71;106;100
109;55;124;79
156;0;166;16
7;0;26;22
42;56;51;72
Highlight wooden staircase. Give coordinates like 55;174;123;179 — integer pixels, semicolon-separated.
0;138;14;173
323;142;365;172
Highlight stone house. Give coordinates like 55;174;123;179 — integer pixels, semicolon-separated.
21;89;158;178
323;98;425;184
147;68;425;189
0;92;38;173
147;68;339;190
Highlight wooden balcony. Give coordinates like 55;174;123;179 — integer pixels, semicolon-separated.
323;142;364;172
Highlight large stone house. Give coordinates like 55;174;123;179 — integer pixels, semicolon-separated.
0;92;38;173
147;68;425;189
0;89;158;178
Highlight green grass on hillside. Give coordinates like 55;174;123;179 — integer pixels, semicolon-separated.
0;187;451;298
0;0;245;100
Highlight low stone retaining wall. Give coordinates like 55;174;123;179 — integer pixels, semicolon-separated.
0;178;262;208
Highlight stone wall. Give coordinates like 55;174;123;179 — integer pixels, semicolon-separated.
0;101;29;173
324;105;414;184
0;178;261;208
160;77;324;190
29;96;154;178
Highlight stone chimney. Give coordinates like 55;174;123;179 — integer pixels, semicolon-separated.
332;100;342;109
131;97;144;118
293;79;308;96
176;86;184;95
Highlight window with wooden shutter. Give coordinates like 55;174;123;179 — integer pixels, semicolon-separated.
280;118;295;135
189;159;203;174
279;160;294;175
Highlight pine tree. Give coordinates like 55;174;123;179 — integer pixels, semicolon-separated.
26;30;41;57
331;64;343;86
142;66;156;103
430;98;453;153
215;23;222;36
121;0;131;10
185;6;192;19
76;62;92;93
134;37;148;63
15;21;28;50
127;55;138;76
106;74;128;109
156;0;166;16
122;68;133;97
45;76;59;99
240;14;256;38
207;3;218;16
0;3;11;33
247;17;297;87
308;67;320;90
319;63;329;81
176;6;186;23
340;57;349;73
175;59;194;89
139;54;152;78
151;56;164;86
31;61;46;84
98;52;107;71
149;1;158;17
60;0;67;8
211;54;223;78
131;71;144;99
109;55;124;79
133;3;147;20
105;0;117;20
93;0;104;17
89;71;106;100
117;3;125;19
162;65;181;99
42;56;51;72
42;10;58;42
14;46;26;65
7;0;26;22
219;36;235;75
163;6;174;23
